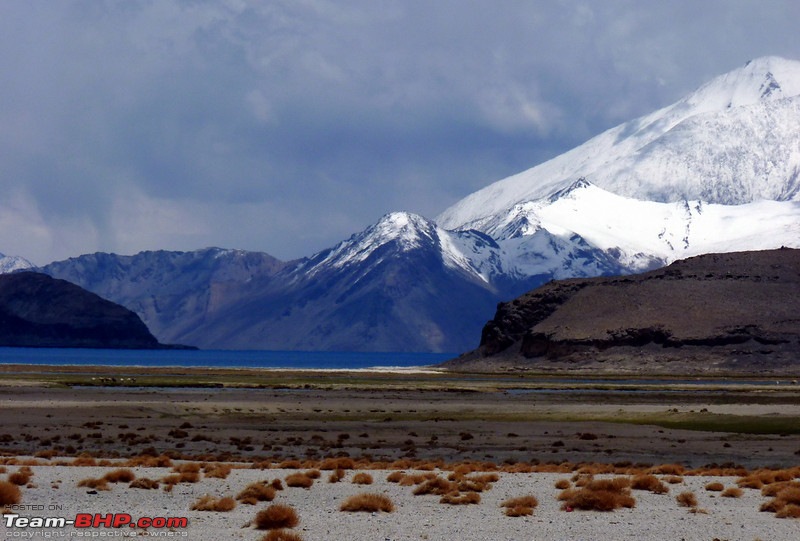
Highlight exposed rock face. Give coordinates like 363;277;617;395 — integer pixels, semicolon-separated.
445;248;800;374
0;272;177;349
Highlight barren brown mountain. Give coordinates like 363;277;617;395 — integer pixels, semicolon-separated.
446;248;800;374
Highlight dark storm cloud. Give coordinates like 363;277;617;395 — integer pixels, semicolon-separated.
1;0;798;264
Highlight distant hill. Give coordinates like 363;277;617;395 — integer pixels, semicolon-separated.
444;248;800;375
0;272;185;349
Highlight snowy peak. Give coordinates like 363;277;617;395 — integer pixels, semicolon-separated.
683;57;800;112
0;253;34;274
438;56;800;231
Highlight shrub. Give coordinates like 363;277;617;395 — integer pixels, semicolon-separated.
664;476;684;484
440;491;480;505
129;478;159;490
328;469;345;483
413;477;455;496
285;473;314;489
260;531;304;541
77;478;110;491
352;473;373;485
104;469;136;483
501;495;538;517
8;468;32;486
0;481;21;506
254;504;300;530
554;479;571;490
173;462;201;474
236;482;276;505
559;478;635;512
204;464;232;479
704;482;724;492
631;474;669;494
676;491;697;508
721;487;743;498
386;471;405;483
340;493;394;513
191;495;236;512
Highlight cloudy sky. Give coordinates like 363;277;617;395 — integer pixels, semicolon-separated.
2;1;799;265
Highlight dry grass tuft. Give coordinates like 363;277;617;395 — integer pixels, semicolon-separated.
554;479;571;490
254;504;300;530
191;494;236;512
285;473;314;489
413;477;455;496
704;481;724;492
664;476;684;484
340;493;395;513
721;487;743;498
204;464;232;479
761;487;800;518
676;491;698;508
328;469;345;483
631;474;669;494
259;530;304;541
440;491;481;505
8;467;33;486
559;478;635;512
0;481;21;506
129;478;159;490
104;468;135;483
77;478;110;491
352;472;373;485
386;471;405;483
236;482;276;505
501;495;538;517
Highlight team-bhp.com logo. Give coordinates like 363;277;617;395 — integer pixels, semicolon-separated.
4;513;189;537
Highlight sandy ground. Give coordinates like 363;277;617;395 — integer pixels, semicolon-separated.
2;462;799;540
1;373;800;539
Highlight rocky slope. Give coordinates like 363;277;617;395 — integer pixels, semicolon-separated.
0;272;179;349
444;248;800;374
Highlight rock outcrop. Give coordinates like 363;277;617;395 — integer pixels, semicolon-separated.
0;272;184;349
444;248;800;374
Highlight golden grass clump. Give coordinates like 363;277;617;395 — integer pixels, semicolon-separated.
559;478;635;512
285;473;314;489
721;487;743;498
77;478;110;491
704;481;724;492
204;464;232;479
440;491;480;505
413;477;455;496
173;462;202;474
630;474;669;494
8;470;32;486
103;468;136;483
664;476;684;484
352;472;373;485
236;482;276;505
340;493;395;513
676;491;698;508
191;494;236;512
761;487;800;518
259;530;304;541
386;471;405;483
0;480;22;506
328;469;345;483
554;479;571;490
254;504;300;530
501;495;538;517
129;478;159;490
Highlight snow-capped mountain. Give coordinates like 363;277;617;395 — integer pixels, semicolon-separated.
30;57;800;352
0;253;34;274
438;56;800;230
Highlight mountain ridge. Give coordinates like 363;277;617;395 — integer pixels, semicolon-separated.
3;56;800;352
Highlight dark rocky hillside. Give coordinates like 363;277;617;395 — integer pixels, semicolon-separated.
444;248;800;374
0;272;179;349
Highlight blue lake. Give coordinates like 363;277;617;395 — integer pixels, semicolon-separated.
0;347;456;370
